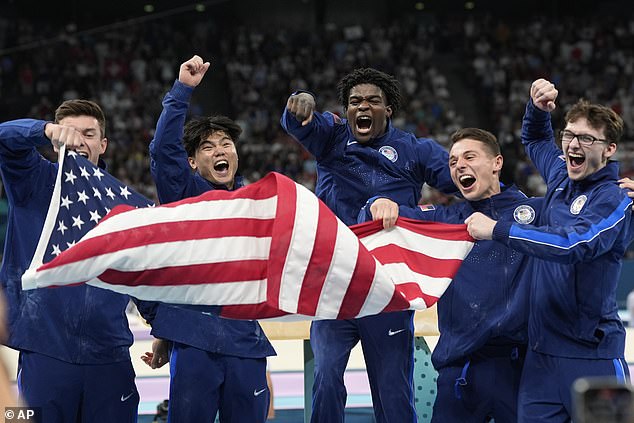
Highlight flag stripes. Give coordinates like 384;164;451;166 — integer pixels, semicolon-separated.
23;171;474;320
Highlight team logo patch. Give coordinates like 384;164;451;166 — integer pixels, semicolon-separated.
379;146;398;163
513;205;536;224
570;195;587;215
418;204;436;212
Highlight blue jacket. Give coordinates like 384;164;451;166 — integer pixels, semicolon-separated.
360;186;542;369
281;108;456;225
148;80;275;358
0;119;134;364
492;101;633;359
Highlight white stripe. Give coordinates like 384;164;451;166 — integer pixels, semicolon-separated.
88;278;267;305
23;146;67;288
314;220;360;319
26;236;271;287
383;262;452;298
509;208;628;250
356;259;396;317
278;184;319;313
406;298;430;310
361;226;473;260
84;196;278;240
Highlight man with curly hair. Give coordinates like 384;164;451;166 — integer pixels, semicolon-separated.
281;68;456;423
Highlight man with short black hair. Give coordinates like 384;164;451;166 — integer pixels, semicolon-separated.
144;55;275;423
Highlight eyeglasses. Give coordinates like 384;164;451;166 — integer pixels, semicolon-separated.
559;130;608;146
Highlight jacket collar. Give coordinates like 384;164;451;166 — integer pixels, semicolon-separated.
571;160;620;190
209;174;244;191
469;184;523;212
346;119;395;145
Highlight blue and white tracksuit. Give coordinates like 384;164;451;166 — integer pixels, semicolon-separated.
281;105;455;423
0;119;144;422
491;101;634;422
361;186;542;422
149;80;276;423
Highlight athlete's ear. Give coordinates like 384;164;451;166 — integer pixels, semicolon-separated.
493;154;503;172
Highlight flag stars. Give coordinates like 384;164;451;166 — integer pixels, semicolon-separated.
60;195;73;210
72;215;85;230
64;169;77;185
120;186;131;199
93;168;104;181
51;244;62;257
105;187;115;200
77;190;89;205
67;151;78;158
66;240;77;249
79;166;91;180
92;187;102;200
56;220;68;235
89;209;101;224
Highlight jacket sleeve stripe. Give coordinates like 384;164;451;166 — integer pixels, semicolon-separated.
508;196;632;250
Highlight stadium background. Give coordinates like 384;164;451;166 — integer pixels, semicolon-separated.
1;0;634;421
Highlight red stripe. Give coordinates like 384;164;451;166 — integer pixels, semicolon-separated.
39;218;273;270
159;172;281;207
396;218;474;241
381;289;412;313
349;219;385;238
394;282;439;308
296;200;338;316
369;244;465;278
97;260;268;286
220;303;290;320
266;174;297;311
336;242;376;319
351;217;474;242
101;172;281;223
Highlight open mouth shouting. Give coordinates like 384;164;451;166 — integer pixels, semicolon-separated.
459;174;476;189
213;159;230;179
356;115;373;136
567;152;585;170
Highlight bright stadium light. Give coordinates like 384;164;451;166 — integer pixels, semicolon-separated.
144;4;154;13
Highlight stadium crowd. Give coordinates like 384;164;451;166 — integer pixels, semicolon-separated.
0;13;465;202
0;11;633;210
460;14;634;195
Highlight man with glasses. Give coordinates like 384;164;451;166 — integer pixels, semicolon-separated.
466;78;633;422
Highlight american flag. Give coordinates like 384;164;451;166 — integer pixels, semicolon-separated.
24;147;154;275
23;170;474;320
